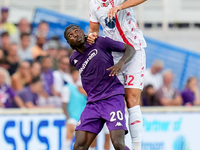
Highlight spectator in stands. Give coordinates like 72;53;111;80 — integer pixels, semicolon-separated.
46;40;60;70
31;32;47;59
6;43;20;75
12;18;31;44
181;77;200;106
30;61;41;78
56;47;68;60
11;61;32;91
37;21;49;39
155;69;182;106
0;70;24;108
142;84;158;106
144;59;164;90
17;76;45;108
53;56;73;94
61;66;86;150
0;31;10;56
18;18;31;34
0;59;11;85
17;33;33;61
0;7;17;35
0;49;4;59
37;21;49;34
41;56;59;96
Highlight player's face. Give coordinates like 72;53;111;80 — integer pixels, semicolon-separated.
67;28;85;47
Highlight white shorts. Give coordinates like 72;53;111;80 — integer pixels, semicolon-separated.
117;48;146;90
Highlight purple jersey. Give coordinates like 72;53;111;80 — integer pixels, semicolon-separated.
18;86;38;106
41;69;54;95
0;84;16;108
70;37;125;103
181;89;195;105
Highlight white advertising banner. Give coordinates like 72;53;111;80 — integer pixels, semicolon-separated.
0;112;199;150
0;114;66;150
142;113;200;150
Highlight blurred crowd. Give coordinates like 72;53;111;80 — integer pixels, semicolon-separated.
0;6;85;109
142;59;200;106
0;6;199;109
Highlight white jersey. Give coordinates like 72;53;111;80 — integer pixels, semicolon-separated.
89;0;147;65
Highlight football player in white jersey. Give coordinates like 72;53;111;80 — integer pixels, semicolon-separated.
88;0;146;150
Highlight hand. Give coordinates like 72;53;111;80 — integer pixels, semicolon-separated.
107;6;121;20
87;32;98;45
107;61;124;76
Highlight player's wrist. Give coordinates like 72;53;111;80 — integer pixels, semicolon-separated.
118;60;125;65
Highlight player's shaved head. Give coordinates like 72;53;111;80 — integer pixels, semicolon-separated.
64;25;82;41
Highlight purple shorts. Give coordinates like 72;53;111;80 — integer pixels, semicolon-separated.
76;94;128;135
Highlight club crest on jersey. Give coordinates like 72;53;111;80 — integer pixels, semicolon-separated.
105;17;116;29
79;49;98;74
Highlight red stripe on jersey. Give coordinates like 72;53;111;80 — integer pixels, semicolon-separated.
109;0;134;47
115;15;134;48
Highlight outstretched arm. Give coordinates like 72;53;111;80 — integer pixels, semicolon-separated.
108;0;146;19
87;22;100;45
107;44;136;76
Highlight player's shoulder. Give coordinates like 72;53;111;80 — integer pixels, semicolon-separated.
69;51;80;66
96;36;109;42
89;0;98;9
113;0;124;6
96;36;115;45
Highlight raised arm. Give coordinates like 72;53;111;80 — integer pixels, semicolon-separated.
87;22;100;45
88;22;100;35
108;0;146;19
107;43;136;76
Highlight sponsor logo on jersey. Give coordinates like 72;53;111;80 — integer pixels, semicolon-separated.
79;49;98;74
105;17;116;29
115;122;123;126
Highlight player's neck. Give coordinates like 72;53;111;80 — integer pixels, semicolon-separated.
75;42;87;53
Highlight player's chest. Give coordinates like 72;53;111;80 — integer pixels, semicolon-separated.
94;5;111;21
75;49;102;74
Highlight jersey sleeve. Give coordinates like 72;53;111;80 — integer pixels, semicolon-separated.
69;54;76;66
61;86;70;103
98;37;124;52
89;1;99;23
